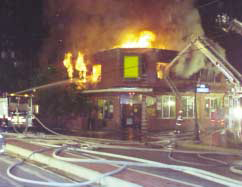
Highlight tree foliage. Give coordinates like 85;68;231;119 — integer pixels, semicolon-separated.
32;65;91;128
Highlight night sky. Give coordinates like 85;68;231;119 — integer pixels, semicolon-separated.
0;0;241;73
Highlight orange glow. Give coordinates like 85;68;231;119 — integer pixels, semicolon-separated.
118;30;156;48
92;64;101;82
63;52;73;79
75;52;87;82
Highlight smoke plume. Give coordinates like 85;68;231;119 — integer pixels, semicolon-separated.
39;0;224;78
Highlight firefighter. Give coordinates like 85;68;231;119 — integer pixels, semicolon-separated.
87;106;97;131
0;115;8;132
175;110;184;134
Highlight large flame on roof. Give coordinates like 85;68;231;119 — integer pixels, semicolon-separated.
118;30;156;48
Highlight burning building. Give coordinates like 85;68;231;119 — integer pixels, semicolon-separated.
63;30;229;133
49;0;236;134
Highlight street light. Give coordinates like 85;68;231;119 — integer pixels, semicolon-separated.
194;85;200;143
194;84;209;143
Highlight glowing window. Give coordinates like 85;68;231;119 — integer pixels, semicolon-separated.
92;64;101;82
156;62;168;79
205;97;222;118
123;56;139;79
181;96;194;118
157;95;176;119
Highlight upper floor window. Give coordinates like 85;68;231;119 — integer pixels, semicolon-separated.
92;64;101;82
157;95;176;119
123;56;140;79
11;51;15;58
1;51;6;59
181;96;194;118
156;62;168;79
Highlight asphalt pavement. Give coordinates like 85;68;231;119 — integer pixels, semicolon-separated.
2;129;242;187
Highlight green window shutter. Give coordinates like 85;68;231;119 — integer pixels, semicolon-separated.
124;56;139;78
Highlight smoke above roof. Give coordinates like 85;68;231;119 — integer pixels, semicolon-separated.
39;0;225;78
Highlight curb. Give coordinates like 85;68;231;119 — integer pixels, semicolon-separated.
177;141;242;155
177;142;242;175
6;144;141;187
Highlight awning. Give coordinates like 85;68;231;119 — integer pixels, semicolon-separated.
81;87;153;94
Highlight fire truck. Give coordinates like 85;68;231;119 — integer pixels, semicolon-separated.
164;36;242;139
0;93;38;131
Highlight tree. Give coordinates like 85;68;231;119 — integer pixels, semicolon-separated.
31;64;90;130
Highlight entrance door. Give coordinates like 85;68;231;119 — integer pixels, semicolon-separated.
121;104;141;128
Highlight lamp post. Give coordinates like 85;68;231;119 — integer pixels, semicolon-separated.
194;83;209;143
194;85;200;143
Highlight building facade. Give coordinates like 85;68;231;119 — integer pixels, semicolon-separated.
81;48;228;133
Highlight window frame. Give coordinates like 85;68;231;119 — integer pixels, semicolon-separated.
204;96;223;118
181;96;195;118
122;54;141;80
156;62;168;80
157;95;176;119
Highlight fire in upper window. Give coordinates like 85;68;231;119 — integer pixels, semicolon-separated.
156;62;168;79
92;64;101;82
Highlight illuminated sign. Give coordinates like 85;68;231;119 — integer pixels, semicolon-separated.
196;84;209;93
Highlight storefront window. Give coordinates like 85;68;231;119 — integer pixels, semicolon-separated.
205;97;222;118
181;96;194;118
97;99;113;119
157;95;176;119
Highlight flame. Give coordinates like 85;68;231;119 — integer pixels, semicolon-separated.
92;64;101;82
63;52;73;79
118;30;156;48
75;52;87;82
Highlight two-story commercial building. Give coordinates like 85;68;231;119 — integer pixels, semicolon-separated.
80;47;229;133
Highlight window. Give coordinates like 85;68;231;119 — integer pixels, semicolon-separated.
156;62;168;79
157;95;176;118
123;56;139;79
92;64;101;82
205;97;222;118
181;96;194;118
1;51;6;59
97;99;113;119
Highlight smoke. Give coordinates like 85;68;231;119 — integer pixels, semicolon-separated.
173;38;226;78
39;0;225;78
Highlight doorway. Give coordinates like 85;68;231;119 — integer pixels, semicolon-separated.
121;104;142;128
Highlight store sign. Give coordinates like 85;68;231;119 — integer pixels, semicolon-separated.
196;84;209;93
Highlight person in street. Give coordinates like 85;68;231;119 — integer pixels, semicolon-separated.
87;107;97;130
175;110;184;134
0;115;8;132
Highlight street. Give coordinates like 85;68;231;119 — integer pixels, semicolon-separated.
3;132;242;187
0;153;76;187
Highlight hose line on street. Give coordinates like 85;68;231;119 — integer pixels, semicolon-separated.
6;145;136;187
52;145;242;187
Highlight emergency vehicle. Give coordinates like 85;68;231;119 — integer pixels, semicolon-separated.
0;93;38;130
